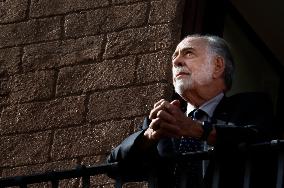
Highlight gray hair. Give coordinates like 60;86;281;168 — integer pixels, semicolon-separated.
184;34;235;91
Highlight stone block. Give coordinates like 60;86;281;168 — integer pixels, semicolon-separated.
0;17;61;48
56;56;136;96
7;70;55;104
51;120;134;160
149;0;183;24
132;116;145;132
0;131;51;167
123;182;149;188
137;50;172;83
64;2;147;38
0;47;21;76
104;24;175;59
0;81;7;97
111;0;143;5
0;95;8;107
22;36;104;72
0;96;85;135
81;155;107;165
0;0;28;23
87;83;172;122
30;0;109;17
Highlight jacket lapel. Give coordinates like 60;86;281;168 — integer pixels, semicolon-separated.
212;95;231;124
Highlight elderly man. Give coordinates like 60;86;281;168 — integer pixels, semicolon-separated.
108;35;274;188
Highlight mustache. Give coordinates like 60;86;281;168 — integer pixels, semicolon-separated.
172;67;191;76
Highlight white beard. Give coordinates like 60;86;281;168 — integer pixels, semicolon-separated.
174;75;191;96
173;58;214;96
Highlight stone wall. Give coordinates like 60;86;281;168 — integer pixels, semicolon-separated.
0;0;184;187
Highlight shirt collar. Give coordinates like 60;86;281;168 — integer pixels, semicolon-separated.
186;93;224;118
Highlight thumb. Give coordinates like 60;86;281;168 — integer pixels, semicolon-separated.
170;100;181;108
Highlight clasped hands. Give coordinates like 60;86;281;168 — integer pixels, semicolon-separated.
144;99;203;141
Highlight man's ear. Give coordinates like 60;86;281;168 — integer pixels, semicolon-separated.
213;56;225;78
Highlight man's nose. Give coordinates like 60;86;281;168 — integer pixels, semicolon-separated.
172;55;185;67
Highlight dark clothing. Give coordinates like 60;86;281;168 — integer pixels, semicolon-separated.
107;92;276;188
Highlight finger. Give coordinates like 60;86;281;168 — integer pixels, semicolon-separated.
151;128;179;140
149;118;160;130
156;109;176;123
144;128;155;140
144;128;163;141
164;102;185;118
170;100;181;108
150;130;165;140
149;100;171;120
153;99;166;108
159;121;181;136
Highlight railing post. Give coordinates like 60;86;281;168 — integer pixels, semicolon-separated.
51;179;59;188
211;160;220;188
115;177;123;188
276;150;284;188
82;176;90;188
19;184;27;188
243;158;252;188
148;169;158;188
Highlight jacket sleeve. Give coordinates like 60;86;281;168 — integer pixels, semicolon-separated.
106;118;162;181
107;117;158;163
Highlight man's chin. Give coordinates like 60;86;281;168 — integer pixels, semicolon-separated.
174;85;187;95
174;79;192;93
174;80;189;88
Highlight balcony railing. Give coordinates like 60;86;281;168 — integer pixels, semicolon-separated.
0;140;283;188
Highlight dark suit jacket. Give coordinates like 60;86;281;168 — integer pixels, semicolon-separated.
107;92;276;188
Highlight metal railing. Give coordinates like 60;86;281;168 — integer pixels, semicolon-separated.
0;140;283;188
0;162;121;188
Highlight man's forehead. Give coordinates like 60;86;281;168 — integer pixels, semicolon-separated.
176;37;207;50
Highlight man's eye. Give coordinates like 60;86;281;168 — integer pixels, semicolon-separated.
185;51;192;56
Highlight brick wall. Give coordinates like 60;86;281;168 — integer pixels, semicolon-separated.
0;0;184;187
